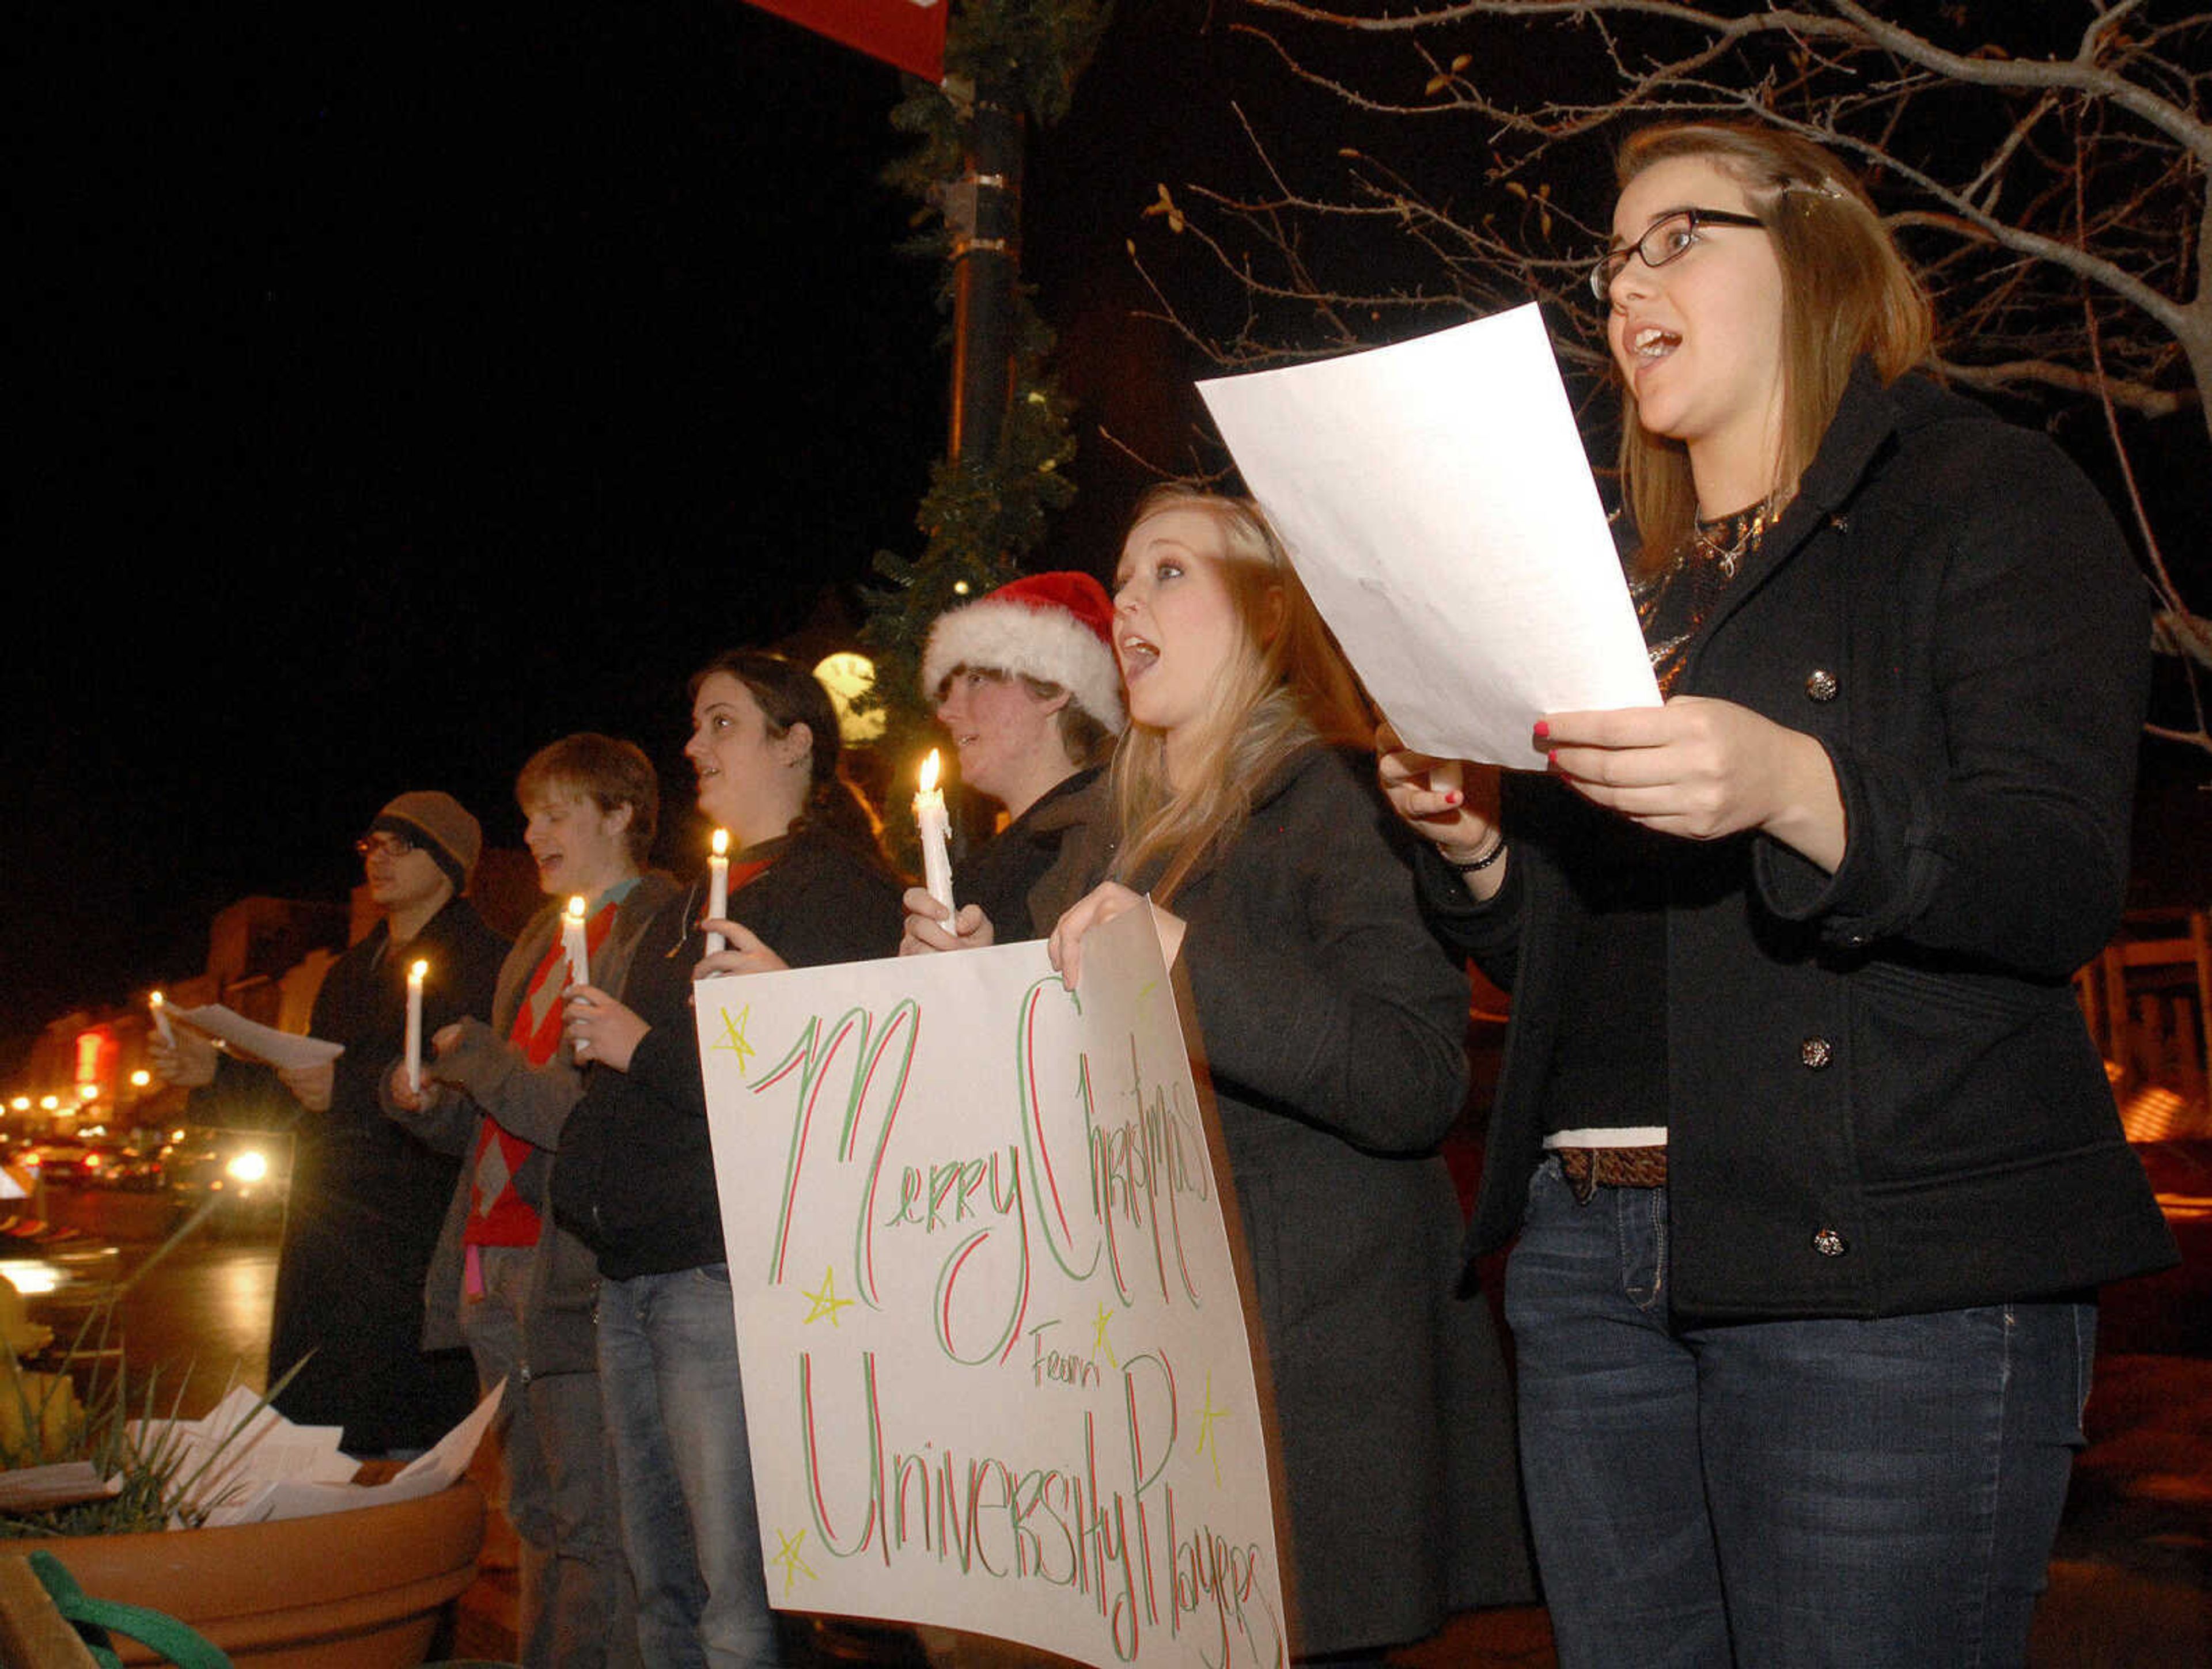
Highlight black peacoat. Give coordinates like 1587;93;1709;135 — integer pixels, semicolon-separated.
1422;366;2177;1322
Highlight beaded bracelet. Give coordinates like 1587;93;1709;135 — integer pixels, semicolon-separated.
1448;832;1508;874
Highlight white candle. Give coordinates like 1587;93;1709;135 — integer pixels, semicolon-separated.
914;749;956;920
562;897;593;1063
404;960;427;1093
149;991;175;1048
562;896;590;989
706;829;730;955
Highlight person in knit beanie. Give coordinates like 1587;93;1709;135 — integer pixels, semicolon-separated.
903;570;1124;948
148;787;507;1459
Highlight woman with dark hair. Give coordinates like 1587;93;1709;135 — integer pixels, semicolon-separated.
1381;122;2175;1665
388;733;668;1668
1043;487;1532;1664
902;570;1124;951
552;651;903;1669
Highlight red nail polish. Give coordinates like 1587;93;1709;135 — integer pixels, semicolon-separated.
1446;790;1463;806
1533;719;1551;740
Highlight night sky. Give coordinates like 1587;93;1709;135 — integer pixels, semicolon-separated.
9;2;1245;1040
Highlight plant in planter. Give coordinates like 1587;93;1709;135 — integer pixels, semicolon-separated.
0;1242;487;1668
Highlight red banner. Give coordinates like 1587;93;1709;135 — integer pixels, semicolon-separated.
745;0;948;81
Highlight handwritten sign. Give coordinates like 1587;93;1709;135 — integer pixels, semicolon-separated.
696;905;1290;1667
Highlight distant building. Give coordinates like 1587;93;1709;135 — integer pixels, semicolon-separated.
5;857;535;1132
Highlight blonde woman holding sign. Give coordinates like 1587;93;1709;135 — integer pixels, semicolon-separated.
1043;487;1532;1664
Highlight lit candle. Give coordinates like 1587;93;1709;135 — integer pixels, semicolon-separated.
149;991;175;1048
706;829;730;955
404;959;428;1093
914;749;956;921
562;897;593;1063
562;896;590;989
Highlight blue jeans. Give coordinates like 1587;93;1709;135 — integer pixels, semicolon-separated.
1506;1157;2094;1668
597;1264;783;1669
459;1245;635;1669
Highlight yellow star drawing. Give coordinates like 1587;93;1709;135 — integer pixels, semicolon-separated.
710;1004;756;1072
803;1265;853;1327
771;1527;816;1594
1091;1302;1119;1368
1193;1371;1231;1488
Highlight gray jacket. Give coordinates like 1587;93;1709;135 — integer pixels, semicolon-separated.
387;873;682;1375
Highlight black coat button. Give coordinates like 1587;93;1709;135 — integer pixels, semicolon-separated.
1812;1228;1847;1257
1801;1037;1834;1069
1805;669;1839;702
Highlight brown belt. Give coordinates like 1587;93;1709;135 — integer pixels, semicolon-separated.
1555;1144;1669;1204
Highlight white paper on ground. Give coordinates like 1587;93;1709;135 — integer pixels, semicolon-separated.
131;1379;503;1527
1196;304;1661;765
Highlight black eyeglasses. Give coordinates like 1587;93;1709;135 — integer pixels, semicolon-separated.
1590;207;1767;301
355;832;417;860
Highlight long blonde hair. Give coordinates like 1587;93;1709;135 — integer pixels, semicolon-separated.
1614;122;1934;575
1107;487;1370;904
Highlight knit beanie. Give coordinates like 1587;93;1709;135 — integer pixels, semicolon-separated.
919;571;1126;733
370;791;482;893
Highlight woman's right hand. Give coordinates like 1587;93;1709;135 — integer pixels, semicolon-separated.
899;887;996;955
1377;722;1508;892
387;1057;429;1113
148;1030;219;1089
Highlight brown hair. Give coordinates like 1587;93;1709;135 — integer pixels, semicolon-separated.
516;733;659;867
1107;486;1371;904
689;650;884;851
1612;122;1934;575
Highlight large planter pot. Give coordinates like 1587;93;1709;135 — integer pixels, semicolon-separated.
3;1480;485;1669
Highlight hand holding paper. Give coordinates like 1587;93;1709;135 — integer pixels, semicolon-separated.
1196;305;1660;765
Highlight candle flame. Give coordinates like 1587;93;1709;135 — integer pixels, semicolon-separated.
149;991;165;1008
711;828;730;857
410;959;429;979
566;895;588;921
919;749;942;793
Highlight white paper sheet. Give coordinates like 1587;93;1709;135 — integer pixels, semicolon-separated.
1196;305;1660;765
129;1379;503;1526
166;1003;345;1069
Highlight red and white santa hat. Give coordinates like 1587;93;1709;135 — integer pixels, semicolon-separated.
921;571;1126;733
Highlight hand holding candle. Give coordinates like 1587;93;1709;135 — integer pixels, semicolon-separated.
706;829;730;954
562;897;592;1060
149;991;175;1048
404;959;428;1093
914;749;956;921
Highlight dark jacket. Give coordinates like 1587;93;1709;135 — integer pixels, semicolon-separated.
552;830;905;1280
389;873;681;1376
1422;367;2176;1321
1037;745;1533;1654
195;894;507;1451
956;765;1103;943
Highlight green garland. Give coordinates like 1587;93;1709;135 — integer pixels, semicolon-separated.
859;0;1111;820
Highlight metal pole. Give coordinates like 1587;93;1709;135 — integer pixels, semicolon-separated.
945;77;1021;464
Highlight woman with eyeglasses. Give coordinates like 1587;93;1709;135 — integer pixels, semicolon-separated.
1380;122;2175;1666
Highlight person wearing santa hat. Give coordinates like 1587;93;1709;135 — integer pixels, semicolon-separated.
902;570;1125;951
